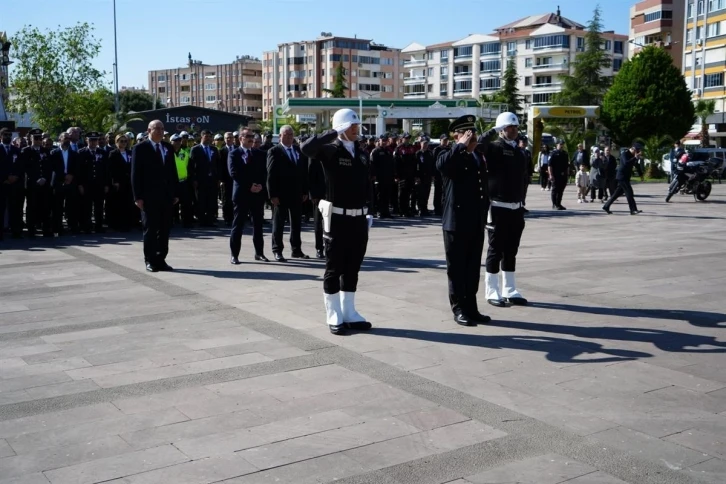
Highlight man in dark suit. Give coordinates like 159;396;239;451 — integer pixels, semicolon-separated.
50;133;82;234
307;142;327;259
189;129;220;226
267;125;309;261
603;142;644;215
0;129;24;239
78;132;110;233
437;116;490;327
22;129;57;237
228;128;268;264
218;132;236;226
131;120;179;272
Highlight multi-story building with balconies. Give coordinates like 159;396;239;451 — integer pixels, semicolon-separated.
399;9;628;111
262;34;403;121
629;0;685;68
147;55;263;122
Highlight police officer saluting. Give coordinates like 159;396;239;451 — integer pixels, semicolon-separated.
301;109;373;335
437;116;491;326
477;112;529;307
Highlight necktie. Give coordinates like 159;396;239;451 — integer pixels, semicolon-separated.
206;146;211;160
155;143;163;164
287;148;295;164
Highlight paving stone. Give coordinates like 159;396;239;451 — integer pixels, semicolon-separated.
665;429;726;459
464;453;597;484
683;457;726;484
219;453;369;484
112;387;220;415
393;407;470;431
0;403;122;439
42;444;190;484
180;352;273;374
102;454;258;484
91;365;190;388
0;473;52;484
0;438;15;458
41;327;129;344
564;472;630;483
23;379;100;399
0;435;131;479
1;345;61;359
6;408;189;454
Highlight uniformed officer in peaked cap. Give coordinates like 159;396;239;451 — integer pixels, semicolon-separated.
477;112;529;307
78;131;110;233
301;109;374;335
436;115;491;326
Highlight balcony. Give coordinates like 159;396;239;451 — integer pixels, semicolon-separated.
532;82;562;89
403;75;427;85
403;58;426;68
404;92;427;99
532;62;569;73
453;71;473;80
453;89;473;96
533;44;569;53
454;55;473;63
480;84;501;92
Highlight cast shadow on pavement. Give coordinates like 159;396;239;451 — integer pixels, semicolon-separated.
367;327;651;364
530;302;726;329
172;268;320;281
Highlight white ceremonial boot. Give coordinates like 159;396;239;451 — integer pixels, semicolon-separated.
502;271;528;306
341;291;372;330
324;292;346;335
485;272;506;307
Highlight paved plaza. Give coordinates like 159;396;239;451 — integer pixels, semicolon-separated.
1;183;726;484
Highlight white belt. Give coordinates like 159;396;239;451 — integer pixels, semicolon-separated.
332;206;368;216
491;200;522;210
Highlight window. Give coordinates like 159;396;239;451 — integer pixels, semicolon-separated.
480;42;501;55
454;46;473;58
204;72;216;78
454;80;472;93
536;56;553;66
440;66;449;80
480;60;501;72
180;85;190;92
480;78;501;91
614;41;624;54
180;96;190;104
525;58;533;68
359;69;371;77
404;84;425;95
157;87;166;93
525;77;532;86
440;86;448;96
427;67;434;76
525;40;532;49
359;56;380;65
535;76;552;86
157;75;166;82
428;84;434;93
205;95;216;103
440;49;449;60
205;83;216;90
454;65;472;75
358;84;382;92
576;37;585;51
384;85;394;92
533;92;553;104
705;72;725;88
603;40;612;51
507;41;517;55
707;21;721;38
644;10;672;22
613;58;623;71
381;58;395;65
534;35;570;50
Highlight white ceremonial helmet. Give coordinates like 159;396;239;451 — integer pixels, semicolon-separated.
495;112;519;130
332;108;361;132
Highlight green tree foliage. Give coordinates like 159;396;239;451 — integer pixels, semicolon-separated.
694;99;716;147
500;56;522;116
552;5;612;106
636;133;672;178
119;90;163;113
322;62;348;98
601;46;694;146
8;22;107;133
66;88;114;132
429;119;450;138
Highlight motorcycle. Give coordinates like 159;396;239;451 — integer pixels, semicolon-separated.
665;158;719;202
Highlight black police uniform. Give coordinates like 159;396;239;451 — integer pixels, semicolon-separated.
478;133;528;278
432;139;449;215
416;147;435;216
301;130;371;296
603;149;643;214
437;117;489;325
548;147;570;209
370;141;394;217
0;134;23;238
394;140;417;216
307;151;327;257
78;140;110;232
22;141;56;237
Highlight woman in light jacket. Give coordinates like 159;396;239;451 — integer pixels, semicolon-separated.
589;148;606;202
538;145;551;190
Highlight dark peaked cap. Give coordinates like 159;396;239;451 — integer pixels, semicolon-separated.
448;115;477;133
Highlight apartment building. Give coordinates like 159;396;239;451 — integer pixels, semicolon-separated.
683;0;726;114
147;55;263;122
400;9;627;110
629;0;685;69
262;34;404;121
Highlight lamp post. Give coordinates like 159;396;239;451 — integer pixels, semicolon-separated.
112;0;120;117
0;38;13;123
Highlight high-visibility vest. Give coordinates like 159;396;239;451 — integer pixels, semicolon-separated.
175;150;189;181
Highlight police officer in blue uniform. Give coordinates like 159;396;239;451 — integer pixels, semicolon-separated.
22;129;57;237
78;132;110;233
437;116;491;326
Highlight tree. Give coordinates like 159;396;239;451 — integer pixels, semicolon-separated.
322;62;348;98
552;5;612;106
601;46;694;146
636;133;672;178
66;88;114;132
499;56;522;116
120;90;162;113
694;99;716;148
8;22;107;133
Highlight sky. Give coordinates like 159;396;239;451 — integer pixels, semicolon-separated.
3;0;634;89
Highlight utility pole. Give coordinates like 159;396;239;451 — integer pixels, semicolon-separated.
113;0;120;116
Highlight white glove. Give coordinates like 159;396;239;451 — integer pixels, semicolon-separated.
366;214;373;230
335;122;352;134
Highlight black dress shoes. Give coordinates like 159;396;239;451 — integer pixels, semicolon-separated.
316;250;325;259
488;298;507;308
255;254;269;262
469;311;492;323
145;263;158;272
274;253;287;262
230;256;241;265
344;321;372;330
603;207;613;214
329;325;348;335
630;210;642;215
158;262;174;271
291;251;310;259
505;297;528;306
454;312;476;327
